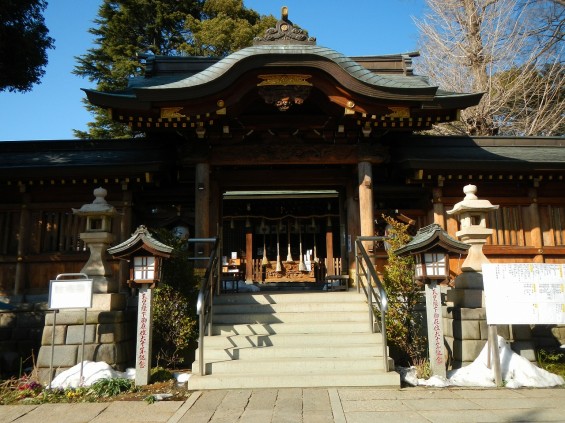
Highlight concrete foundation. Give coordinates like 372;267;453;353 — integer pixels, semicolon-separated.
36;293;136;383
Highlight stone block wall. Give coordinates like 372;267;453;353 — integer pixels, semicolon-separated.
443;306;538;369
37;309;136;383
0;304;47;377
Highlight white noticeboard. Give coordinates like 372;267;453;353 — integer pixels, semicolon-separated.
483;263;565;325
48;276;93;310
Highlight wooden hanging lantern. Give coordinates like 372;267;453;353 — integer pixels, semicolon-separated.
395;223;469;284
107;225;173;288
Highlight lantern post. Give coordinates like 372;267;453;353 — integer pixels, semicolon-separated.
395;224;469;377
107;225;173;386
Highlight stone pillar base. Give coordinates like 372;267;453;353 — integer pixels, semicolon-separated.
446;288;485;308
443;305;536;370
36;308;136;384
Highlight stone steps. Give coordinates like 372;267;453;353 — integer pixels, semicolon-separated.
187;291;400;389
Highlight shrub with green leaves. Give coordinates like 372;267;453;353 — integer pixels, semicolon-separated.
88;378;134;397
381;215;427;366
151;229;199;368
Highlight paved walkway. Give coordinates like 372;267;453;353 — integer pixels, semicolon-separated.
2;387;565;423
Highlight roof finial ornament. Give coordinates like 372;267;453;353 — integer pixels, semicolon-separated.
253;6;316;45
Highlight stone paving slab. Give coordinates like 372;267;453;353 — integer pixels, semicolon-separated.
8;403;109;423
0;405;38;423
2;387;565;423
89;401;182;423
419;409;505;423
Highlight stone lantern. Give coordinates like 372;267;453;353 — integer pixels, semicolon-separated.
446;184;498;307
72;187;118;293
443;184;500;369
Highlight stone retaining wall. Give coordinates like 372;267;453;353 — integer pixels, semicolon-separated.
36;309;136;383
0;304;46;377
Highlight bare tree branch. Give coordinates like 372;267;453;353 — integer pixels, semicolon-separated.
414;0;564;136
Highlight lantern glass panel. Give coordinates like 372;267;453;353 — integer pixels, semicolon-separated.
133;256;155;280
424;252;446;277
415;253;447;278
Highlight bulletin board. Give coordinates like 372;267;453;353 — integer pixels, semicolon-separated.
483;263;565;325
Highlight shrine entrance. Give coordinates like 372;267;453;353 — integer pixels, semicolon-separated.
221;189;345;286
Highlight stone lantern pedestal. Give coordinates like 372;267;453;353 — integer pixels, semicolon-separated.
444;185;535;368
36;188;135;383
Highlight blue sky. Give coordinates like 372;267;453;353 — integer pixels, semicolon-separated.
0;0;424;141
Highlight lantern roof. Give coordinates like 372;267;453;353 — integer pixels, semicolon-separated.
107;225;173;258
394;223;469;257
72;187;117;217
446;184;499;216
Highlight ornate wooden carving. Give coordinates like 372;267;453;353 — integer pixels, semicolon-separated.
208;144;388;165
253;7;316;45
264;260;317;282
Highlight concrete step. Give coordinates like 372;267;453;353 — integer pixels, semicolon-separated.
212;311;368;324
201;332;383;348
193;356;388;374
213;301;367;314
214;291;366;305
212;321;371;335
186;370;400;390
196;344;385;360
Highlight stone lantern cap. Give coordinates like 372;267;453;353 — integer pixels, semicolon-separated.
73;187;117;216
446;184;498;216
395;223;470;257
107;225;173;259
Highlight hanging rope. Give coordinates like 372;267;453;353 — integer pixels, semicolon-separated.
276;226;282;272
298;219;307;271
262;233;269;266
286;219;294;262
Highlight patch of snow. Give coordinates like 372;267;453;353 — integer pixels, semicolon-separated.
151;393;173;401
400;336;565;389
173;372;191;384
49;361;134;389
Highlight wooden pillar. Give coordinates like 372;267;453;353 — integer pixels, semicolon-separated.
14;193;31;296
358;161;374;254
433;187;446;229
209;178;220;237
245;227;253;282
325;218;334;276
346;180;360;277
529;187;544;263
195;163;210;239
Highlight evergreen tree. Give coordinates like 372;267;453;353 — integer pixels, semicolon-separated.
73;0;275;139
0;0;54;93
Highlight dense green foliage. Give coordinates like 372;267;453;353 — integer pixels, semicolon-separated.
151;229;199;368
381;216;427;366
0;0;54;93
73;0;275;139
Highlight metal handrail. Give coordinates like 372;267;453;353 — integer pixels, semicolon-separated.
355;236;389;371
188;237;221;376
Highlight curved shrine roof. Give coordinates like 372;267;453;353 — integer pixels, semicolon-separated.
83;8;482;136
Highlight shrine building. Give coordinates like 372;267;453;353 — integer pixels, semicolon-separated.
1;8;564;384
